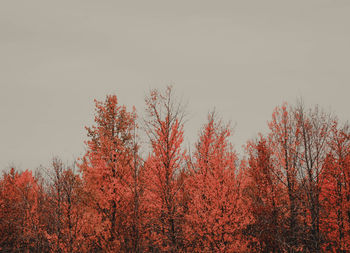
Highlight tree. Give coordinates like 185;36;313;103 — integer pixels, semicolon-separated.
0;168;46;252
268;103;303;251
184;112;246;252
266;102;335;252
142;86;186;252
44;158;86;253
79;94;140;252
320;122;350;252
243;136;287;252
293;102;333;252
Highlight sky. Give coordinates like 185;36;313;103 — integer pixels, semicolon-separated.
1;0;350;171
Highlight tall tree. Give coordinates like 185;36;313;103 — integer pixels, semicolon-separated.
268;103;303;251
184;112;246;252
44;158;86;253
320;122;350;252
293;102;333;252
243;136;287;252
267;102;335;252
79;95;140;252
143;86;186;252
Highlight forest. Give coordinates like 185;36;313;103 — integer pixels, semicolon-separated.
1;86;349;252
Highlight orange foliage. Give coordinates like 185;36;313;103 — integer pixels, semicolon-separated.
1;89;350;252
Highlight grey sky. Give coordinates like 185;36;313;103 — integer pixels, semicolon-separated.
1;0;349;170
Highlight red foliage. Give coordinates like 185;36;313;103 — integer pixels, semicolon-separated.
320;123;350;251
142;86;186;252
79;95;140;252
0;168;45;252
2;89;350;252
184;112;248;252
243;136;287;252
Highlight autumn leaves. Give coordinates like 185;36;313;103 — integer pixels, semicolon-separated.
1;86;350;252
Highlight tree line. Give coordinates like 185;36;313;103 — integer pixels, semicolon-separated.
1;86;349;252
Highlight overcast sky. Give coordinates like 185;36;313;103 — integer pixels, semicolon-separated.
1;0;349;171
